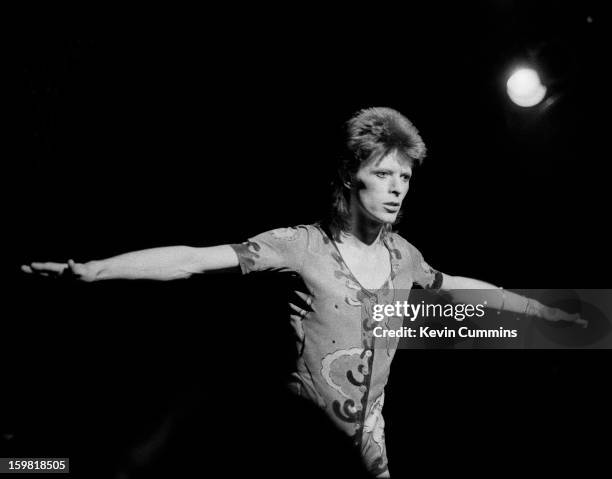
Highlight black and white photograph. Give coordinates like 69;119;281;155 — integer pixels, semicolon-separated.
6;2;610;478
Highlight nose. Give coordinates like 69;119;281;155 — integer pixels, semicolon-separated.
389;176;404;197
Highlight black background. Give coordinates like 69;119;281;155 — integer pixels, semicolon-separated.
6;2;610;477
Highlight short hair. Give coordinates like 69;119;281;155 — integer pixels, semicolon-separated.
324;107;427;239
346;107;427;170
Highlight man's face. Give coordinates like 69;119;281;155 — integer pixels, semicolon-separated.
351;150;413;225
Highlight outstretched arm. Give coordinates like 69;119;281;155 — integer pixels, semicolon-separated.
440;274;587;327
21;245;240;282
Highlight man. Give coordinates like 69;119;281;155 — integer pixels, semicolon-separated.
22;107;585;477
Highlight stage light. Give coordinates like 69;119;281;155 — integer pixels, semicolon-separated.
506;67;547;107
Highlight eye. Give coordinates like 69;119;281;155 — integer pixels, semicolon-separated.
375;172;389;178
401;174;411;182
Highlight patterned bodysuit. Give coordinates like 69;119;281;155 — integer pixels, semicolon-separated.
230;224;441;477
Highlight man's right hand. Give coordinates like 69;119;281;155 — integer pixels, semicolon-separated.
21;259;98;282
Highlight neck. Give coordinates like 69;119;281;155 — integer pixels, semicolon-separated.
340;214;385;249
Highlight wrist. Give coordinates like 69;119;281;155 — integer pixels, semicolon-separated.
85;260;104;282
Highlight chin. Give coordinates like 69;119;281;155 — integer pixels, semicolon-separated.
373;214;397;225
360;206;398;225
382;212;399;221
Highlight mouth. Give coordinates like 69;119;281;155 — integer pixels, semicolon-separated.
383;202;400;213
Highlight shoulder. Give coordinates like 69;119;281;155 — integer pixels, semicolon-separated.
234;225;318;274
387;232;422;258
259;225;309;242
386;232;429;268
265;224;321;238
388;232;441;286
249;224;319;250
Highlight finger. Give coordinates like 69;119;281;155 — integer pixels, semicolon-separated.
21;265;33;273
576;317;588;328
30;262;67;274
564;313;588;328
556;311;575;323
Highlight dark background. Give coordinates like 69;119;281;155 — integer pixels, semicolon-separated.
6;2;609;477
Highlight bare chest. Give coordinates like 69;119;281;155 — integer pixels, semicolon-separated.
335;244;391;290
